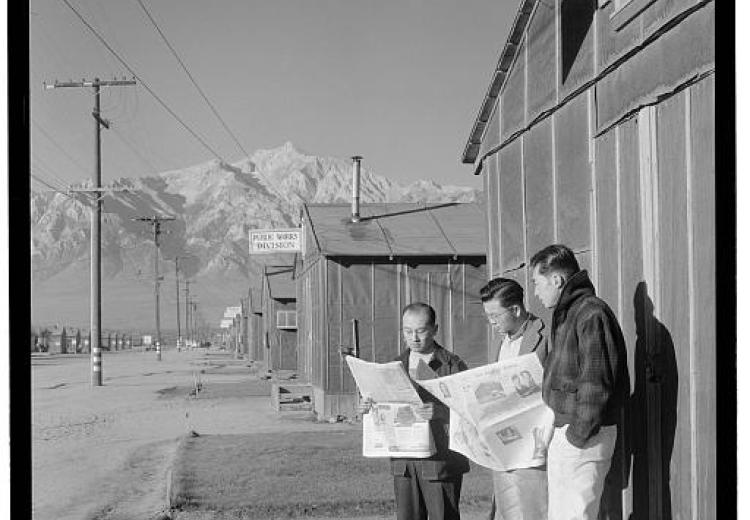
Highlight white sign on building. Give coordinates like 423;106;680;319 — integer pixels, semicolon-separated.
220;319;233;329
249;228;302;254
224;306;242;318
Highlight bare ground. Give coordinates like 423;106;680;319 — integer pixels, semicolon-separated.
32;349;492;520
32;349;349;520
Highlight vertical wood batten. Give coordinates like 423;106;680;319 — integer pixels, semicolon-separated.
588;87;598;289
497;97;504;277
657;91;690;519
615;124;623;323
551;113;559;243
395;264;401;358
323;259;329;392
371;263;375;362
486;162;495;276
638;107;659;308
521;134;529;295
684;86;698;520
339;263;344;393
448;263;454;351
522;30;529;292
689;75;716;519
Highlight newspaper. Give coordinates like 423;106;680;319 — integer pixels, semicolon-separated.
415;353;555;471
345;356;435;458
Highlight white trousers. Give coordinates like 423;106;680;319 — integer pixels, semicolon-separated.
492;467;547;520
546;424;617;520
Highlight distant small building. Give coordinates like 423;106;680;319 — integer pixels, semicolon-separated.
31;326;48;352
297;202;488;419
260;265;297;372
47;326;67;354
66;328;82;354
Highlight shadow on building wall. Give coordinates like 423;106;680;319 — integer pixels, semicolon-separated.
599;282;678;520
628;282;678;520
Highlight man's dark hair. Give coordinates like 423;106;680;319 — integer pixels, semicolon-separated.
479;277;525;308
402;302;436;326
529;244;580;278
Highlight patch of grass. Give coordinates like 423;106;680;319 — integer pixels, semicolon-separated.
170;430;493;518
157;380;273;400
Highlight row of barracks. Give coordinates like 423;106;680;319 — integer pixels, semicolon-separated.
31;325;136;354
227;1;716;518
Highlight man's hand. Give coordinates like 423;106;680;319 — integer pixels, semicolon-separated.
357;396;374;415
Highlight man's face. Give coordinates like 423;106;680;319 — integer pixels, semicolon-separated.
402;311;437;353
483;299;518;335
532;266;562;309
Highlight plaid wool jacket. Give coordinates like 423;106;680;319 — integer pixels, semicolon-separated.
542;270;630;448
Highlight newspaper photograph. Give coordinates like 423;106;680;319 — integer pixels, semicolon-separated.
415;353;554;471
361;402;435;458
345;356;435;458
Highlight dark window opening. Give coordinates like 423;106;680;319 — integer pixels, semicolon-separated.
561;0;596;84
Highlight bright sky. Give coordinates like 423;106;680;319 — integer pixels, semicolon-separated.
30;0;516;191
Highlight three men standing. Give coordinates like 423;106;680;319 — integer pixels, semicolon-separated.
359;243;629;520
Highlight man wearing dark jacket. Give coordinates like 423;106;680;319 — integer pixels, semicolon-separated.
360;302;470;520
529;245;629;520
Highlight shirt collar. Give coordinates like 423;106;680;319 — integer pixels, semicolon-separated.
507;316;530;342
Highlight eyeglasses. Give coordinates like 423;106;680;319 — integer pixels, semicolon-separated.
485;308;513;324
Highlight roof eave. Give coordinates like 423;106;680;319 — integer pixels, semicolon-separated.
461;0;537;166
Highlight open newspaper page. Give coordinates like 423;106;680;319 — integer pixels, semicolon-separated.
345;356;435;458
415;353;554;471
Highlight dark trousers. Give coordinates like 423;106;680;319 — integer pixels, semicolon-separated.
394;461;463;520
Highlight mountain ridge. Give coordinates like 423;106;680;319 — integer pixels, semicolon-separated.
31;142;479;331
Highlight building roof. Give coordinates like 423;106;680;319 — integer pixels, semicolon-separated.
462;0;536;165
265;266;296;300
303;202;486;258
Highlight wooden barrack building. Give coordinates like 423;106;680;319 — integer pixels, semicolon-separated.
462;0;715;518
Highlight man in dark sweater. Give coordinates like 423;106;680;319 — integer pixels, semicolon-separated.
359;302;470;520
529;245;630;520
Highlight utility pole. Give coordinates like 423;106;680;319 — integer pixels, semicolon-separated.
191;300;199;344
173;257;183;349
132;215;175;361
45;77;136;386
184;281;191;345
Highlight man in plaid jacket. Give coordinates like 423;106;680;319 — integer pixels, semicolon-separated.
529;244;630;520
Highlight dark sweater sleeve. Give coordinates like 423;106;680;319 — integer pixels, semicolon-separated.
565;310;618;448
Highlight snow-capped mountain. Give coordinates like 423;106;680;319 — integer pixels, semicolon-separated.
31;142;479;331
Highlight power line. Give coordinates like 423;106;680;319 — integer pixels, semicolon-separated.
132;0;292;207
110;125;161;175
33;120;94;176
30;173;67;194
30;173;90;206
31;153;80;189
58;0;228;164
30;159;78;195
135;0;249;158
30;161;68;191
